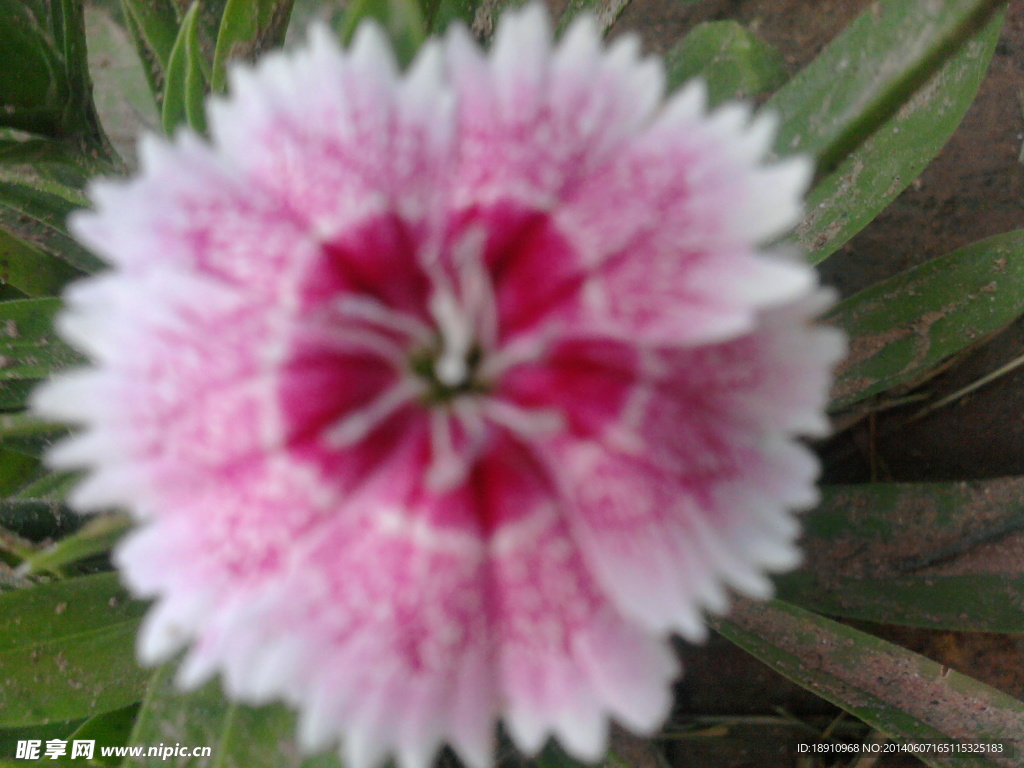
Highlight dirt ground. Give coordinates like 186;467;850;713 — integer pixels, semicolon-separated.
606;1;1024;766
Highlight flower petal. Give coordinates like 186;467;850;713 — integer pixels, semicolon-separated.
491;513;678;759
72;135;320;296
209;25;455;245
449;7;662;212
220;504;496;768
546;84;815;344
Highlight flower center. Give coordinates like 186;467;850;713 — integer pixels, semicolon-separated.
284;220;564;495
413;226;498;402
410;342;486;403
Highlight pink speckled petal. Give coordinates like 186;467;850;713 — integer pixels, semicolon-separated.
72;136;321;296
448;9;661;213
209;25;455;245
492;513;677;760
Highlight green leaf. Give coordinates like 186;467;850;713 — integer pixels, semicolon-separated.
0;298;83;381
127;664;343;768
766;0;1007;174
194;1;232;65
0;165;103;289
0;573;148;727
796;10;1002;263
713;599;1024;767
18;514;131;576
0;719;85;763
534;743;591;768
664;21;789;106
828;230;1024;410
779;479;1024;634
66;704;139;765
0;230;81;299
212;0;296;92
0;449;42;497
12;472;81;503
0;129;113;190
0;297;83;413
556;0;633;34
423;0;479;35
338;0;427;68
0;0;117;159
119;0;181;97
53;0;107;143
0;414;71;459
0;2;67;136
84;5;162;165
0;498;79;542
162;3;209;134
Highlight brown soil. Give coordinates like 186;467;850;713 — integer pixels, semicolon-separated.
607;1;1024;766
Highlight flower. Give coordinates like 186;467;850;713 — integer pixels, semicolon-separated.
33;6;844;768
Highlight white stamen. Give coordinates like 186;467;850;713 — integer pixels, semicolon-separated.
314;326;409;367
332;295;433;343
325;378;425;447
425;399;489;492
478;334;549;380
453;226;498;350
483;399;564;438
430;290;473;386
426;409;465;490
426;225;498;388
452;396;489;470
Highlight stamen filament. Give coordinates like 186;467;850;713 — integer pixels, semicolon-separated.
430;291;473;387
314;326;409;367
425;399;488;491
483;399;564;437
325;378;425;447
332;295;433;343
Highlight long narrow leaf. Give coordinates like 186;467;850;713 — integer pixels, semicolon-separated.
714;599;1024;768
0;130;112;189
338;0;427;68
780;479;1024;634
162;3;208;134
0;414;71;459
212;0;296;92
84;5;162;163
0;2;67;135
556;0;633;33
0;0;113;156
0;298;83;381
828;230;1024;410
796;10;1002;263
119;0;181;97
17;514;131;576
664;21;789;106
0;230;82;299
12;472;81;503
0;167;102;278
766;0;1006;173
0;498;79;541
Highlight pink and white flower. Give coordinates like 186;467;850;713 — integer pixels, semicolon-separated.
33;6;844;768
